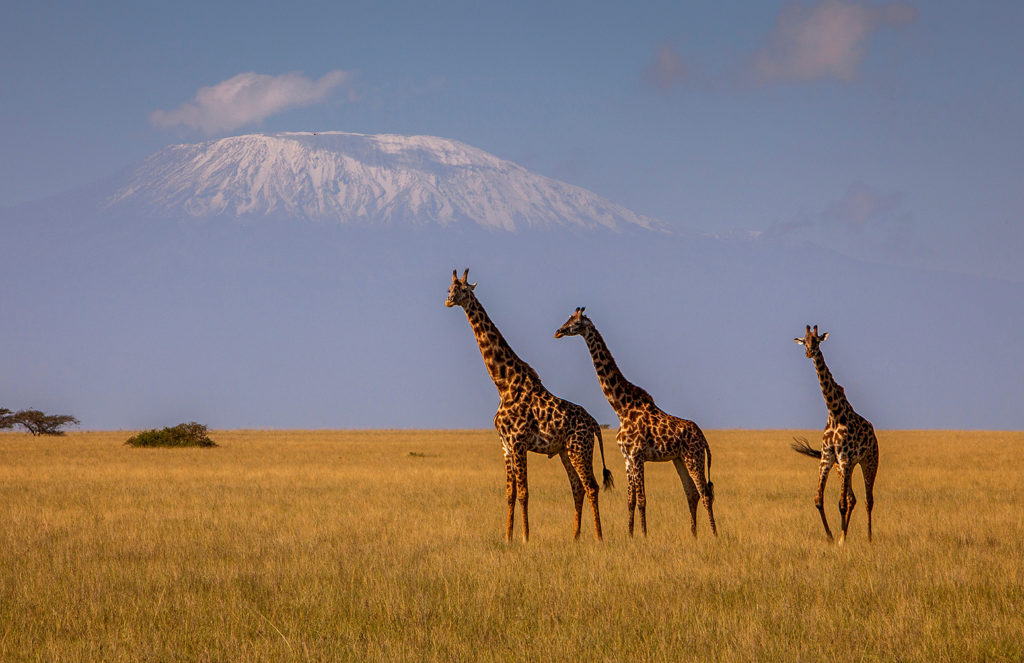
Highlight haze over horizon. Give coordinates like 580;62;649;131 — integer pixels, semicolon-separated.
2;1;1022;431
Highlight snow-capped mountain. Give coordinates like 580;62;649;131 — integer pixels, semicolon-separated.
104;131;662;232
4;132;1023;432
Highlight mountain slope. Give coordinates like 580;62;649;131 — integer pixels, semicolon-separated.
103;131;662;232
2;132;1021;432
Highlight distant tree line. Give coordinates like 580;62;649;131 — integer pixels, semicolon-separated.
0;408;80;436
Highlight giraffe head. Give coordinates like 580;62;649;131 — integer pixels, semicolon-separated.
445;268;477;308
794;324;829;358
554;307;592;339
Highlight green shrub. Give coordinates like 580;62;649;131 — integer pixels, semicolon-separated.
125;422;217;448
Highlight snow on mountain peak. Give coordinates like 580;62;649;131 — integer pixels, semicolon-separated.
104;131;662;232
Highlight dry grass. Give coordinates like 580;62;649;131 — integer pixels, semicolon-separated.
1;429;1021;662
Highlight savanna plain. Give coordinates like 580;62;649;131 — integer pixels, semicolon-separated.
1;429;1021;662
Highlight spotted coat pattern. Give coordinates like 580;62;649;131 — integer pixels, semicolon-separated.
446;271;613;542
555;308;716;538
793;325;879;543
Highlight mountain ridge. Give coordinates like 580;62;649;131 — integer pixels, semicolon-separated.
96;131;664;233
3;133;1021;431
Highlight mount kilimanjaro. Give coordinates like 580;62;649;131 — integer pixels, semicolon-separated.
99;131;661;232
2;131;1021;432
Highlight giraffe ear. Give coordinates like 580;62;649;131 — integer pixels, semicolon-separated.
794;338;805;345
469;282;476;290
819;331;829;342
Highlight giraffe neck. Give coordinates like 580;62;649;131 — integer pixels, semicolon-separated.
581;325;651;415
461;295;539;395
811;350;849;415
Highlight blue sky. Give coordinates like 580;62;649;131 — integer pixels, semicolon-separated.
2;1;1022;277
3;1;1023;430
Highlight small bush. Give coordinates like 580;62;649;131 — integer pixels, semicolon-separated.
125;422;217;448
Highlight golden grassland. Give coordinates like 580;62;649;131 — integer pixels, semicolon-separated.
1;429;1022;662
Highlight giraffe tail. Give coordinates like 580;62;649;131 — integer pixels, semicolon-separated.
596;428;614;490
791;437;822;459
704;442;714;502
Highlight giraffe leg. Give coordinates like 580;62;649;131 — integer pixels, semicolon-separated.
684;455;717;537
862;455;878;543
814;456;835;542
673;458;700;538
634;458;648;537
504;452;517;542
559;450;585;541
625;458;637;537
567;444;602;541
837;463;856;545
512;446;529;543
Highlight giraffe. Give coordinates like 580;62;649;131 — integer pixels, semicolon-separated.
555;307;716;538
445;270;613;542
792;325;879;544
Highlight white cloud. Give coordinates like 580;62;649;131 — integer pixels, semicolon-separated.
752;0;915;83
643;43;689;90
150;70;352;134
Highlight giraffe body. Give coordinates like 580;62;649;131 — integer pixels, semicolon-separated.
556;308;716;538
793;325;879;544
446;271;613;542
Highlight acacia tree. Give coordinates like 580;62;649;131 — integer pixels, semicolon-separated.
0;408;14;431
7;409;80;436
